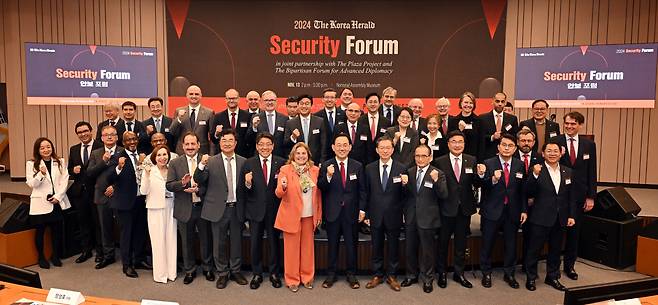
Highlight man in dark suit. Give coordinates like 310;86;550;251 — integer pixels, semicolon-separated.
195;129;247;289
95;102;125;144
435;97;453;137
362;136;408;292
238;133;285;289
246;90;262;116
67;121;103;264
432;131;484;289
556;111;597;281
359;92;391;165
283;94;328;164
479;134;527;289
378;86;402;126
166;132;214;285
86;125;124;269
170;85;215;155
119;101;148;153
519;99;560;152
211;89;252;158
400;145;448;293
524;140;577;291
317;133;366;289
142;97;174;152
314;88;346;160
106;131;150;278
479;92;519;160
246;90;289;158
335;102;368;164
408;98;428;134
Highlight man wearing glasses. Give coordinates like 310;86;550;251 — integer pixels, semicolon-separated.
247;90;290;158
211;89;252;158
520;99;560;152
479;92;519;161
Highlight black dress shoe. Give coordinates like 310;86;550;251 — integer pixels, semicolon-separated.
452;274;473;288
216;275;229;289
230;272;248;285
203;271;215;282
75;251;93;264
134;261;152;270
250;275;263;289
51;257;62;267
481;274;492;288
38;257;50;269
423;282;433;293
526;279;536;291
346;274;360;289
322;275;337;288
503;274;520;289
437;272;447;288
400;277;418;287
95;256;103;263
94;258;115;270
565;268;579;280
270;274;282;288
544;278;566;291
183;272;196;285
123;266;138;278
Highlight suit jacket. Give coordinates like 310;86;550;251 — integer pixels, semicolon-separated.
519;119;561;152
480;157;526;222
357;113;391;165
317;158;366;224
87;146;125;205
420;131;447;160
362;160;406;228
432;153;481;217
165;154;202;223
314;108;347;159
378;104;402;126
170;105;214;155
404;165;448;229
211;109;252;158
516;151;544;175
142;115;175;152
334;121;369;164
385;126;419;169
194;153;246;222
556;135;597;203
140;165;173;209
67;140;103;198
283;115;328;165
238;155;285;222
449;113;481;159
274;164;322;233
245;111;289;158
411;117;428;135
106;150;140;211
479;111;519;160
96;118;125;145
120;120;149;153
525;164;576;227
26;159;72;215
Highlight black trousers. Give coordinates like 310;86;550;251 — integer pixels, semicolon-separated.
437;214;471;275
418;227;437;284
34;222;63;259
325;208;358;276
210;206;243;276
525;220;564;281
178;205;212;273
70;191;98;253
96;203;116;260
249;214;283;276
479;206;519;276
404;219;420;278
564;208;584;270
115;197;148;267
371;222;400;277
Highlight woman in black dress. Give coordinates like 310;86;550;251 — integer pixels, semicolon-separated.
449;91;481;160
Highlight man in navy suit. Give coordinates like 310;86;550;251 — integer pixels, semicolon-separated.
524;140;577;291
479;134;527;289
318;133;366;289
314;88;346;160
556;111;597;281
479;92;519;160
246;90;289;158
119;101;148;153
142;97;174;152
378;86;402;126
519;99;560;152
359;93;391;165
334;102;368;164
283;94;328;164
95;102;124;144
211;89;252;158
238;133;285;289
516;129;543;272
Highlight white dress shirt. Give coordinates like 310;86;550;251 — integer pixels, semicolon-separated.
566;134;579;157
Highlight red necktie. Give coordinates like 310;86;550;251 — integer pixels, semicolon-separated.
340;161;346;188
370;116;376;140
411;119;416;130
231;112;236;129
523;154;529;173
453;158;461;182
262;158;268;185
569;138;576;165
351;125;357;144
442;118;448;135
503;162;510;204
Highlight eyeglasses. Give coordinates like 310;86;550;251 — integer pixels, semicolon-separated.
264;99;276;102
102;133;117;137
500;143;516;148
449;140;465;144
76;129;91;134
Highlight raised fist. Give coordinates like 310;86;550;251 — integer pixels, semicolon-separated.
39;165;48;175
117;157;126;170
281;176;288;188
292;129;301;140
493;169;502;182
458;120;466;131
245;171;253;185
102;151;112;162
200;154;210;165
215;125;223;136
532;164;542;176
73;165;82;174
400;174;408;185
252;116;261;128
177;109;186;119
146;125;155;135
430;169;439;182
476;163;486;176
138;153;147;165
326;164;335;177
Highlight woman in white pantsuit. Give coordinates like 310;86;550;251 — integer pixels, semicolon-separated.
140;145;177;283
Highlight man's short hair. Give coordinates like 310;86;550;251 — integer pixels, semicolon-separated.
122;101;137;110
75;121;92;132
365;92;380;102
564;111;585;124
446;130;465;141
516;128;536;140
285;96;298;105
147;97;164;107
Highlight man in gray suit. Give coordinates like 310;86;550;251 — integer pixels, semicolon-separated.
165;132;214;285
170;85;215;155
194;129;247;289
86;125;124;269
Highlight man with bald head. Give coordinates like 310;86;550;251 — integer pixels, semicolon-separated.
246;91;261;115
246;90;289;158
211;88;252;157
408;98;428;134
170;85;214;155
479;92;519;160
334;102;368;163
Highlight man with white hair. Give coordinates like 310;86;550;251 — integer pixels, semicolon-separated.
378;86;402;126
246;90;289;158
435;97;452;137
408;98;427;134
96;102;125;142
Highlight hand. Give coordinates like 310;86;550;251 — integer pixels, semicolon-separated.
560;146;566;157
527;198;535;206
104;186;114;197
102;151;112;162
567;218;576;227
358;211;366;223
138;153;146;165
215;125;223;136
73;165;82;174
430;169;439;182
476;163;486;176
39;165;48;175
520;213;527;224
281;176;288;190
315;219;322;229
184;186;198;193
419;138;426;145
252;116;260;128
181;173;192;186
48;197;59;204
493;131;501;140
200;154;210;165
584;198;595;212
177;109;186;120
458;120;466;131
291;129;301;140
400;174;408;185
326;164;335;177
144;165;151;174
117;157;126;170
394;131;403;141
532;164;542;176
364;219;371;226
146;125;155;135
245;171;253;185
492;169;502;183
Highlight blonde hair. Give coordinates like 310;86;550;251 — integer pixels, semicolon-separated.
286;142;314;167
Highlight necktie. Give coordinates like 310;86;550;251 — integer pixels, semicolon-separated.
155;118;161;132
267;113;274;134
416;168;424;191
411;119;417;131
442;118;447;135
340;161;346;188
302;118;309;143
569;138;577;165
503;162;510;204
523;154;529;173
381;164;389;190
328;111;334;131
262;158;269;185
385;108;392;124
127;122;133;132
370;116;376;139
130;152;138;169
190;158;200;202
495;114;502;132
109;120;115;127
226;157;235;202
190;108;196;129
453;157;461;182
351;124;356;143
83;144;89;164
230;112;236;129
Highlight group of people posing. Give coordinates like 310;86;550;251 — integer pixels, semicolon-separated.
24;85;596;294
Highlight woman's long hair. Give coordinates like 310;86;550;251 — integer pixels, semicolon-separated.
31;137;61;175
286;142;314;168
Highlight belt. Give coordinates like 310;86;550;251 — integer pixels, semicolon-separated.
226;202;236;208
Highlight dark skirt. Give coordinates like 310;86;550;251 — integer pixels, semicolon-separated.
30;203;64;225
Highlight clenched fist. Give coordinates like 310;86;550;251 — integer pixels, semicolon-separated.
200;154;210;165
458;120;466;131
252;116;261;128
281;176;288;189
215;125;223;136
102;151;112;162
400;174;409;185
292;129;301;140
492;169;502;183
73;165;82;174
117;157;126;170
532;164;542;176
146;125;155;135
430;169;439;182
476;163;486;176
245;171;253;185
177;109;186;120
326;164;335;177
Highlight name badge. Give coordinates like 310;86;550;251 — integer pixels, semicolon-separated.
199;121;207;126
47;288;85;305
505;124;512;131
583;154;590;160
465;168;473;174
349;174;357;180
424;181;434;188
516;172;523;179
312;129;320;134
550;132;557;138
402;137;411;143
164;128;170;132
380;128;387;133
277;126;285;132
465;123;473;130
565;178;571;185
274;174;278;179
360;135;368;141
393;177;402;183
240;122;248;128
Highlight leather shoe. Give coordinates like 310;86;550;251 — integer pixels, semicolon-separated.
386;276;401;291
365;276;384;289
400;277;418;287
346;274;360;289
75;251;92;264
250;275;263;289
94;256;103;263
565;268;579;280
216;275;228;289
94;258;115;270
269;274;282;288
38;257;50;269
303;281;313;289
322;275;337;288
183;272;196;285
453;273;473;288
526;279;536;291
123;266;138;278
504;274;520;289
481;274;492;288
230;272;248;285
423;282;433;293
134;261;152;270
203;271;215;282
544;278;566;291
437;272;447;288
288;285;299;293
50;257;62;267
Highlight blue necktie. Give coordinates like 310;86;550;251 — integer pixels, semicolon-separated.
328;111;334;131
381;164;389;190
416;168;424;192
